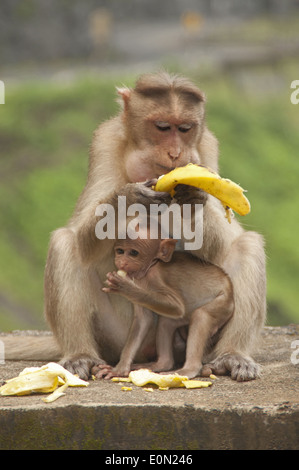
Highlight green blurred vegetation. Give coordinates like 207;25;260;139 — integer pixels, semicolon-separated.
0;65;299;330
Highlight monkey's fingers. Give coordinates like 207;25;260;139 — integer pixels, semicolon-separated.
91;363;108;375
144;178;158;187
97;364;130;380
95;364;111;370
174;184;208;205
102;277;120;292
137;184;172;205
102;287;119;294
106;271;115;278
94;364;114;379
201;363;227;377
105;272;122;286
106;271;121;280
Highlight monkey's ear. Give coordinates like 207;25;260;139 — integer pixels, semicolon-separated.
116;86;131;110
198;90;206;103
157;239;177;263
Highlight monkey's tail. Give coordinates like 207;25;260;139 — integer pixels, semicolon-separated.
0;332;61;362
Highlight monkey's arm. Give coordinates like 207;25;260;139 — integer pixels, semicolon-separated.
74;183;171;264
103;271;185;319
198;197;244;263
174;187;242;263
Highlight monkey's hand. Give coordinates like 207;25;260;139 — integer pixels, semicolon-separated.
102;271;136;295
143;178;158;187
173;184;208;206
119;182;172;208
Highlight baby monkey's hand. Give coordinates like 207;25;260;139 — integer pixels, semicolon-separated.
102;271;129;294
102;271;134;294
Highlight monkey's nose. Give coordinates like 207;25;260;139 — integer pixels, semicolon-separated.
168;150;181;161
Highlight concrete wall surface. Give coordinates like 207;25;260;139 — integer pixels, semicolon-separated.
0;325;298;450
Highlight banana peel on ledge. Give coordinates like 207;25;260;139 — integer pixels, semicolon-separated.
0;362;89;403
154;163;251;222
1;364;213;401
112;369;213;391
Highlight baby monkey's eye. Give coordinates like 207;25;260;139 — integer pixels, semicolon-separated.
130;250;139;257
115;248;124;255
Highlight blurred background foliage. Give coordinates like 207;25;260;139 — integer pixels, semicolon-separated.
1;1;299;329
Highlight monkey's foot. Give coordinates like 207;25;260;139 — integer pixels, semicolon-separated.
93;363;131;380
130;362;155;371
60;354;102;381
174;367;200;379
201;353;260;382
91;363;111;379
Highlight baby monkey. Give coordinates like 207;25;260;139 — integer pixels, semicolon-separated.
96;229;234;380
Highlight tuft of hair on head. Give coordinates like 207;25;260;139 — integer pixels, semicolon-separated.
134;71;205;104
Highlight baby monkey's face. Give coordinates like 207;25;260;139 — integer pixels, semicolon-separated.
114;237;160;279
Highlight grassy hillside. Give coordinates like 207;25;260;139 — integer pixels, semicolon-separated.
0;70;298;329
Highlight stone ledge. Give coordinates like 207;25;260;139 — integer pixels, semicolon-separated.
0;325;299;450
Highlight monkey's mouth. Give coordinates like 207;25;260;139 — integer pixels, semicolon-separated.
157;164;176;173
157;161;191;174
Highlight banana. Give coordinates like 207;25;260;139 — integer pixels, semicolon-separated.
154;163;251;218
0;362;89;402
127;369;213;390
129;369;188;388
182;380;213;389
117;270;127;278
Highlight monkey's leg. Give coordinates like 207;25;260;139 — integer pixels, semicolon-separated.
131;317;179;372
96;307;155;379
202;231;266;381
44;228;125;380
175;307;218;379
144;317;186;372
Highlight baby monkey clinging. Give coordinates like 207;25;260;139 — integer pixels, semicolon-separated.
95;226;234;380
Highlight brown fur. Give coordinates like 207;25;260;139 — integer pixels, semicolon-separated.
3;72;266;382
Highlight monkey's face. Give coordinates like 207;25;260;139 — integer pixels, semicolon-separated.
114;238;160;279
124;93;205;183
114;247;141;276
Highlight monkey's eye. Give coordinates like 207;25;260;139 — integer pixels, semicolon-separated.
178;124;192;133
155;121;171;132
129;250;139;257
115;248;124;255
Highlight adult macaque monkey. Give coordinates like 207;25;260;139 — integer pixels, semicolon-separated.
4;72;266;381
94;231;234;380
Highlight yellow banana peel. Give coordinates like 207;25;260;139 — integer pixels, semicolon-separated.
127;369;213;390
0;362;89;402
129;369;187;388
182;379;212;389
154;163;251;219
1;371;60;396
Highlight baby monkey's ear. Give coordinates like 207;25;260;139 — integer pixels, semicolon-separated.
157;239;177;263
